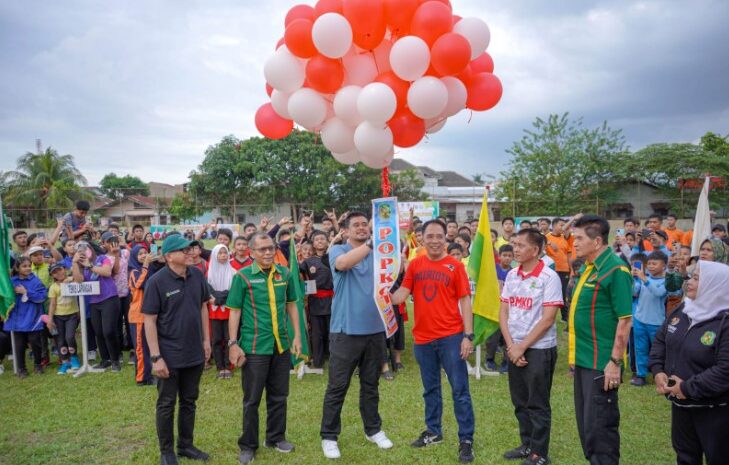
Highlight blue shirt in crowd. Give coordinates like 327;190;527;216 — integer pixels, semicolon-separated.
633;274;667;326
4;273;47;332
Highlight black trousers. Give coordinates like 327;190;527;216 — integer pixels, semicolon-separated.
117;294;131;350
12;331;43;372
557;272;570;322
321;332;385;440
210;319;229;370
53;314;79;359
574;367;621;465
672;404;729;465
485;330;505;360
310;314;330;368
508;347;557;457
239;350;291;451
90;296;121;363
156;363;204;454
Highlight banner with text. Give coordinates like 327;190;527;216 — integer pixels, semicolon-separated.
372;197;401;338
397;201;440;229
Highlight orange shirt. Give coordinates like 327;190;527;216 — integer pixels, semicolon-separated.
681;230;693;247
401;255;471;344
545;233;573;273
128;267;149;324
664;227;684;247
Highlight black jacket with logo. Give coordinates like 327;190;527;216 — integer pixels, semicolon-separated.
649;303;729;407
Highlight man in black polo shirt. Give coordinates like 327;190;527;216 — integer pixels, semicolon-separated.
143;235;212;465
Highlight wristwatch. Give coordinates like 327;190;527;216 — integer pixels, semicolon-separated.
151;355;163;363
227;339;238;347
365;239;374;249
464;333;475;341
609;356;624;367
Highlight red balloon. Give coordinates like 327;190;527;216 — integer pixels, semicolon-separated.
306;55;345;94
255;103;294;139
284;19;317;58
452;14;461;25
383;0;419;37
343;0;387;50
420;0;451;9
471;52;495;74
285;4;315;26
456;63;473;85
431;32;471;76
411;1;453;46
375;71;410;109
389;108;426;147
265;83;273;97
314;0;343;18
466;73;503;111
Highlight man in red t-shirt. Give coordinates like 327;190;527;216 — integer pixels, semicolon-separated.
391;220;475;463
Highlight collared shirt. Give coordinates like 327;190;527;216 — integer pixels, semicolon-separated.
501;260;564;349
568;247;633;370
226;262;297;355
141;265;210;369
545;232;573;273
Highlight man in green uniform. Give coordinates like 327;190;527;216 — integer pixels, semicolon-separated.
569;215;632;465
227;232;302;465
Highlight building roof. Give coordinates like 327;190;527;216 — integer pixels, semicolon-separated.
436;171;479;187
389;159;478;187
389;159;418;171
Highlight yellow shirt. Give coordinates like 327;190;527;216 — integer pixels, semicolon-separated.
49;282;80;317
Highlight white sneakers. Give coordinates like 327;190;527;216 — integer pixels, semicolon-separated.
322;440;341;459
322;431;393;459
366;431;394;449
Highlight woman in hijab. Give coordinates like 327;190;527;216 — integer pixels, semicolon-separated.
649;260;729;465
665;237;729;293
127;245;158;386
207;244;235;379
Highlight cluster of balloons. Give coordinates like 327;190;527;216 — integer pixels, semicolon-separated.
255;0;502;169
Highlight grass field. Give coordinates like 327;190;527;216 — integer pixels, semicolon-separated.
0;318;675;465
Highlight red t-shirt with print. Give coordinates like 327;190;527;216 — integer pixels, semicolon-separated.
402;254;471;344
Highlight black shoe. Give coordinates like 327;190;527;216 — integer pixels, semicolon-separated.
459;440;474;463
238;448;255;464
111;361;122;372
17;369;29;379
34;365;44;374
630;376;647;387
177;445;210;461
521;453;551;465
265;439;295;453
411;430;443;448
504;445;531;460
160;452;180;465
381;370;395;381
93;360;112;370
394;362;405;371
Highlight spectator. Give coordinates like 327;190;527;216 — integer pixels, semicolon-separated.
519;220;533;231
495;217;516;249
699;238;729;265
301;230;334;369
447;242;463;261
711;224;727;239
546;218;573;323
242;223;257;237
650;260;729;465
454;233;472;266
189;242;208;275
484;244;514;375
230;235;253;270
127;245;157;386
206;244;234;380
630;251;668;387
537;218;551;235
5;256;47;378
61;200;94;242
470;218;480;237
103;231;132;364
144;232;155;245
664;214;683;246
127;224;150;251
46;263;80;374
446;220;459;243
26;246;52;289
650;230;671;256
12;230;28;258
623;217;639;235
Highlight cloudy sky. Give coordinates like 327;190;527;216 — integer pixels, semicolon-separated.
1;0;728;186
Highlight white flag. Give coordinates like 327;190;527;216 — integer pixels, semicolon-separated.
691;177;712;256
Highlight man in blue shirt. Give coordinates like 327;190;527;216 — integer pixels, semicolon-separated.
320;211;393;459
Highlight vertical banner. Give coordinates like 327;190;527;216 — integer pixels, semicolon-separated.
372;197;401;338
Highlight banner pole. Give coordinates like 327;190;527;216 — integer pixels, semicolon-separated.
10;331;18;375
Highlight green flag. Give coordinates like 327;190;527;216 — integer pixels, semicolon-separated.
0;196;15;319
467;189;501;345
287;236;310;366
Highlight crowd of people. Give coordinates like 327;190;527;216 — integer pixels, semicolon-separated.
1;198;728;465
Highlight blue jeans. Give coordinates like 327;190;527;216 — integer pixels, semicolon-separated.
633;318;660;378
414;332;474;441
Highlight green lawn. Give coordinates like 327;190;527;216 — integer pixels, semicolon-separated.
0;319;675;465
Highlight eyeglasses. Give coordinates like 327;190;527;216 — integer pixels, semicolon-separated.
181;247;193;255
253;246;276;254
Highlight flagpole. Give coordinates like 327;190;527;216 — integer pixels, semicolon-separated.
10;331;18;375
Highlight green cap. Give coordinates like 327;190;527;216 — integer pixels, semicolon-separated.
161;235;193;255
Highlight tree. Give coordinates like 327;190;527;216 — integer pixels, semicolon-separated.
188;131;429;219
391;169;429;202
99;173;149;199
1;147;90;225
167;192;199;223
625;132;729;215
494;113;630;216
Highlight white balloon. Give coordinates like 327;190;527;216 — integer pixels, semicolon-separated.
453;18;491;59
389;36;430;82
354;121;393;160
357;83;397;124
312;13;353;59
331;148;361;165
426;117;447;134
264;46;305;93
270;90;291;119
361;146;394;169
343;52;378;86
407;76;448;119
321;117;356;154
288;88;327;129
440;77;467;117
333;85;363;126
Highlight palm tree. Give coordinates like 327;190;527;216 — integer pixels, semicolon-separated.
2;147;90;225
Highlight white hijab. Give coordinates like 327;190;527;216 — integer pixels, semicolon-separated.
207;244;234;291
683;260;729;324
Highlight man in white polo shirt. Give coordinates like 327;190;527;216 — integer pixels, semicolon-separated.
499;229;563;465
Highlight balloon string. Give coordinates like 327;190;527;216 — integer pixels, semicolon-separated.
468;110;473;124
381;167;391;197
372;51;380;75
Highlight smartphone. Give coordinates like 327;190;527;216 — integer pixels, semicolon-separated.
616;228;625;236
37;232;46;239
667;378;676;387
151;244;158;255
633;261;642;270
641;228;652;238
